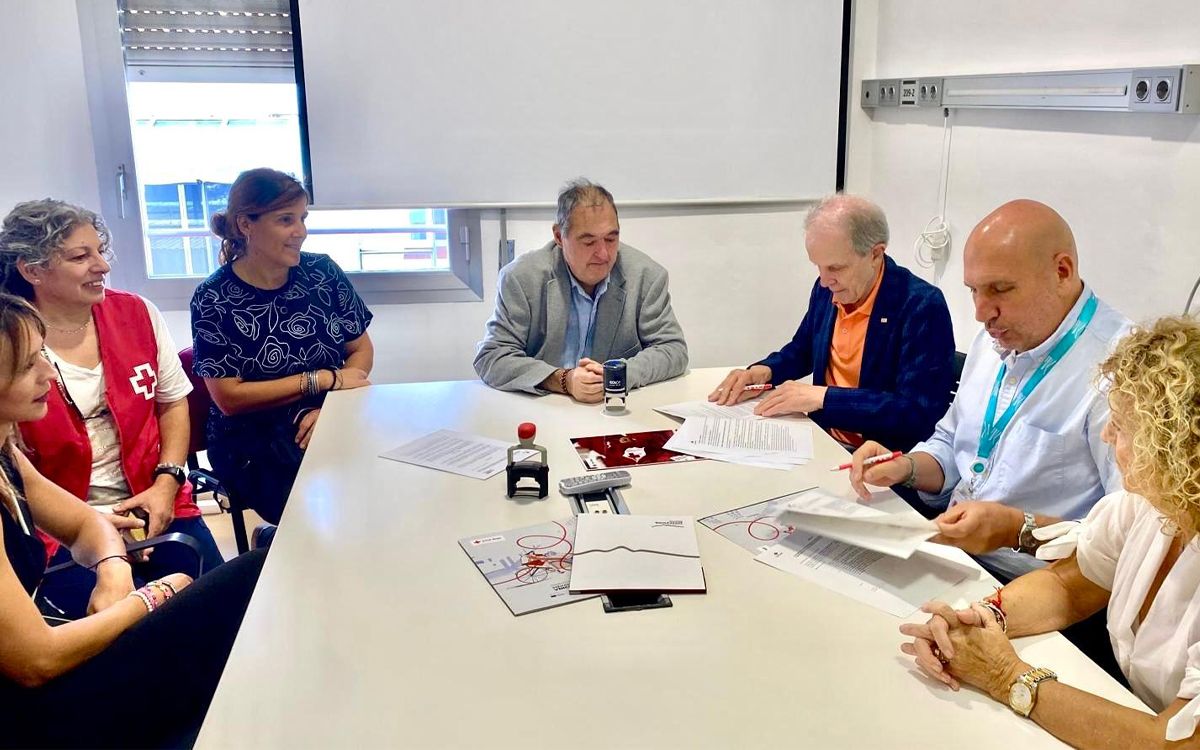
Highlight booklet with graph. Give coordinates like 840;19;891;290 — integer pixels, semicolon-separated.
776;488;939;559
568;515;706;593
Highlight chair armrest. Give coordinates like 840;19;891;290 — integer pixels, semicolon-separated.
188;467;225;497
43;532;206;578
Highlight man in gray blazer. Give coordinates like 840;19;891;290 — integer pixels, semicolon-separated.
474;179;688;401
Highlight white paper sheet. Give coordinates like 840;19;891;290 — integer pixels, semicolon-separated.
777;489;939;559
569;515;706;593
663;416;813;469
654;400;763;421
379;429;532;480
755;535;976;617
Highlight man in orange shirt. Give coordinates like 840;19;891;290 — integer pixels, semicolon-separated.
710;194;956;451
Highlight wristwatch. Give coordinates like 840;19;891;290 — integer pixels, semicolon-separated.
1015;512;1039;554
1008;666;1057;717
153;463;187;486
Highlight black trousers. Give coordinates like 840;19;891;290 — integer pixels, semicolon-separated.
209;424;304;525
1;548;267;749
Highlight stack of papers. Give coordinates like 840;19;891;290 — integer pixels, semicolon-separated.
654;399;763;421
699;490;976;617
777;489;939;559
663;417;814;470
569;515;706;593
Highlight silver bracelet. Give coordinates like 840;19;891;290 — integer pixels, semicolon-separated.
979;600;1008;632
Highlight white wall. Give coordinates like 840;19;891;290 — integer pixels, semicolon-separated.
846;0;1200;350
0;0;102;213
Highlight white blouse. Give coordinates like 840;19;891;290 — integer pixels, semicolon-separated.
1076;490;1200;741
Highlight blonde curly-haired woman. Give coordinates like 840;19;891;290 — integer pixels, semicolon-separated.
900;316;1200;748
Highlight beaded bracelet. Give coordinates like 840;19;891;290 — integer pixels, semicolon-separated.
147;580;176;602
129;588;155;613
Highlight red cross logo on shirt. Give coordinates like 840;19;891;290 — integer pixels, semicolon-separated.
130;363;157;400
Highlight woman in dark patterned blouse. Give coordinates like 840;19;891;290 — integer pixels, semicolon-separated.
190;168;374;533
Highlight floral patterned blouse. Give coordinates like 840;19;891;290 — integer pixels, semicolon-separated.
190;252;373;449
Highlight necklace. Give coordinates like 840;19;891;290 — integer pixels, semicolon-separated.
46;318;92;335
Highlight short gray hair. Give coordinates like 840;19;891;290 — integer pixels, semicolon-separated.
555;178;617;236
805;193;889;257
0;199;112;300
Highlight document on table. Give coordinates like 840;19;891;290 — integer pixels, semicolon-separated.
778;488;939;559
380;429;534;480
755;535;976;617
663;416;813;469
569;515;706;593
458;517;597;616
654;399;763;421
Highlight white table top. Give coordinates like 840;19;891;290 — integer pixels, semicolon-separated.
198;368;1144;749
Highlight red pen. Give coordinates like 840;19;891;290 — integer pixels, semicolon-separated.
831;450;902;472
742;384;774;392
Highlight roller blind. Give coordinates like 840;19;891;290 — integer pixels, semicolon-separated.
120;0;293;70
295;0;845;207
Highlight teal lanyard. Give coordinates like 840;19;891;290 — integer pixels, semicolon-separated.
970;293;1098;476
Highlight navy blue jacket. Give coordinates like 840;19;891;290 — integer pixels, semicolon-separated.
757;256;955;451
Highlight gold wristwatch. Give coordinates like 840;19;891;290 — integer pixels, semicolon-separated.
1008;666;1057;717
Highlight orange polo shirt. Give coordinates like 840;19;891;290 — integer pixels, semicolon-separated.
825;261;886;447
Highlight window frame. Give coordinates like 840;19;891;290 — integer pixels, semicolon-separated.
75;0;483;312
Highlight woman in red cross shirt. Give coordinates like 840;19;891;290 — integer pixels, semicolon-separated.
0;199;223;619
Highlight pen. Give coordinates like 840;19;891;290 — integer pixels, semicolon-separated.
742;384;773;392
830;450;902;472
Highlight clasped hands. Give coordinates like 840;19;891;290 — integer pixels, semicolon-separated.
900;600;1028;702
565;358;605;403
707;366;827;417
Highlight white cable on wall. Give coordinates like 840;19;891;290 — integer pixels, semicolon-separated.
914;109;954;269
1186;273;1200;315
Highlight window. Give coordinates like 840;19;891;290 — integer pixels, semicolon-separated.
76;0;481;309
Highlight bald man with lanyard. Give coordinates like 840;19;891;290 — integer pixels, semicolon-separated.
850;200;1131;582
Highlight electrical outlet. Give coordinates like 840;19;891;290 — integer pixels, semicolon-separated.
1131;67;1181;112
1133;78;1152;103
873;79;899;107
918;78;943;107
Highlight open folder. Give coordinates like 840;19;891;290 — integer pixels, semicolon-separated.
569;515;706;594
776;489;939;559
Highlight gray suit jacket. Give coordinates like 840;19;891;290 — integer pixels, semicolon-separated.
474;241;688;393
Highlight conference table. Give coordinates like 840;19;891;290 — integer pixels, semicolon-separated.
198;368;1143;748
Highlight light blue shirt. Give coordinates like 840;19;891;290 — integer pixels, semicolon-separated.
911;284;1132;579
561;273;609;369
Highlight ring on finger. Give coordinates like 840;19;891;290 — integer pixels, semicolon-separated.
932;646;949;665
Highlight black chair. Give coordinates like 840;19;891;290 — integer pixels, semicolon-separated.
179;347;251;555
949;350;967;404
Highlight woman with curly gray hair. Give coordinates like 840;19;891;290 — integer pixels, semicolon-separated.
900;316;1200;747
0;199;222;619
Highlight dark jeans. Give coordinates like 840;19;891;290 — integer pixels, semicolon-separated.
1;548;267;749
39;516;225;621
